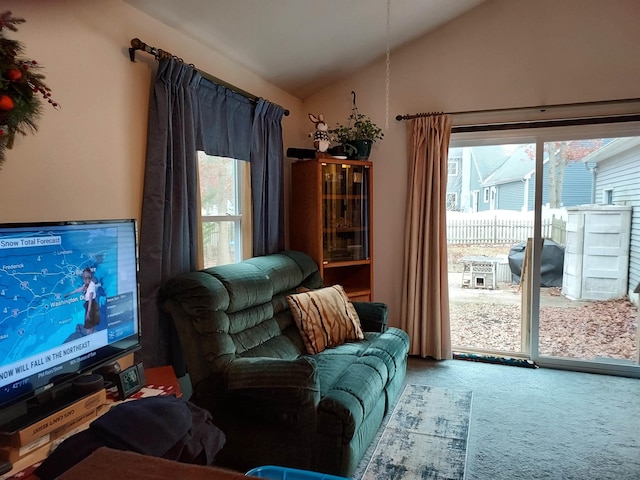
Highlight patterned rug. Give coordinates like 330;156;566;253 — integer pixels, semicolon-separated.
357;384;473;480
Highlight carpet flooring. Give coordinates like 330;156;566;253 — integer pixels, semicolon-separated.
361;356;640;480
358;384;472;480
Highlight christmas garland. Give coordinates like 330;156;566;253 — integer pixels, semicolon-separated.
0;11;58;168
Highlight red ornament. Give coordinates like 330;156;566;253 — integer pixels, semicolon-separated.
5;68;22;81
0;95;15;111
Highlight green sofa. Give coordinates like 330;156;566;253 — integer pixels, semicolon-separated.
160;251;409;477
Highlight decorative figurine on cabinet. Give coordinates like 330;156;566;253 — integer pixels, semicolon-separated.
309;113;331;153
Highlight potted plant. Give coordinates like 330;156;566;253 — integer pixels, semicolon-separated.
330;112;384;160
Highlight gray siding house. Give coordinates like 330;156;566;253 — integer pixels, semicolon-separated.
447;146;512;212
448;143;595;213
482;146;534;212
523;160;593;211
477;145;592;212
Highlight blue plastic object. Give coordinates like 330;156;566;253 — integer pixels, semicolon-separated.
245;465;350;480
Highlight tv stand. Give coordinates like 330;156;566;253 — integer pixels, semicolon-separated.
0;380;97;436
1;366;181;479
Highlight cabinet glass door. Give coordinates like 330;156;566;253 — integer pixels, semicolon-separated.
322;163;369;263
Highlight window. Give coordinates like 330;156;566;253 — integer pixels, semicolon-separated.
448;159;460;176
446;192;458;211
471;190;480;212
198;151;247;267
483;187;489;203
603;188;614;205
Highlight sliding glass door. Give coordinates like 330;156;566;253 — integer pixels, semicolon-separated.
447;142;534;356
448;122;640;377
532;131;640;375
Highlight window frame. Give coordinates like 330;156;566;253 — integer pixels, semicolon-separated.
446;192;458;211
448;159;460;177
197;152;245;267
603;188;614;205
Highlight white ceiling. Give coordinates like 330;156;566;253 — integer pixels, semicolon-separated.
126;0;486;99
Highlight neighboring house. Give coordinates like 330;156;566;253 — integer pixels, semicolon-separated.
581;136;640;301
481;146;535;212
447;144;592;213
446;149;463;211
483;145;593;212
447;146;511;212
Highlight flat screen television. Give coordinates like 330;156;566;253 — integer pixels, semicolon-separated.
0;219;141;431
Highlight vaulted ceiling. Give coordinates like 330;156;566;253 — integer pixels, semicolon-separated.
126;0;487;99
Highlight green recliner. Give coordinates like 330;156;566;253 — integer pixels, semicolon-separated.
160;251;409;477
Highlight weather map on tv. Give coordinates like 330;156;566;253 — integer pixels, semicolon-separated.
0;220;139;397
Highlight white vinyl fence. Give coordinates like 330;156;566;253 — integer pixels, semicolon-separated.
447;216;566;245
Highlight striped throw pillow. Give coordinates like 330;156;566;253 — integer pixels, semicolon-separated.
287;285;364;354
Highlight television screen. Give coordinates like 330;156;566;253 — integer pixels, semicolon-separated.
0;219;141;421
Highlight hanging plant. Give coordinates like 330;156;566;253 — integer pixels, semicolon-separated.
0;11;59;168
328;91;383;160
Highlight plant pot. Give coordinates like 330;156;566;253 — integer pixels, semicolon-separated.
328;145;346;159
329;144;358;159
346;139;373;160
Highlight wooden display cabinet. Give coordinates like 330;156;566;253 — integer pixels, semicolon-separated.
290;158;373;300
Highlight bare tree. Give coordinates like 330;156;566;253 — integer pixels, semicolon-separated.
532;140;604;208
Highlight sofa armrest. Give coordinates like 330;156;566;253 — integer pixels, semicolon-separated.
352;302;389;332
224;357;320;429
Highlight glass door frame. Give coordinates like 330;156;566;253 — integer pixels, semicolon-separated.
451;121;640;378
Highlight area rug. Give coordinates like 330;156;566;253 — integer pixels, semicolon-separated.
358;384;473;480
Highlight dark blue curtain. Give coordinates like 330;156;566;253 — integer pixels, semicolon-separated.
197;81;254;160
138;59;201;370
251;99;286;256
138;59;286;368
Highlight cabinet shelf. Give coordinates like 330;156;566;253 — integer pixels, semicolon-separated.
322;195;368;200
323;227;365;233
323;259;370;268
342;288;371;302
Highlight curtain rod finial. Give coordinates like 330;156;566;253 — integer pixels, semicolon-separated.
129;38;144;62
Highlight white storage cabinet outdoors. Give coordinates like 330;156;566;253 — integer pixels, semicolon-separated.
562;204;632;301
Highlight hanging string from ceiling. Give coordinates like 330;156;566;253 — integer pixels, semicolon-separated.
385;0;391;129
128;38;290;116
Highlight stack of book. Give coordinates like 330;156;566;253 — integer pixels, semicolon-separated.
0;388;108;477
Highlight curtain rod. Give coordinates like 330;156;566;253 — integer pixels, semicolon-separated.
395;97;640;122
129;38;290;116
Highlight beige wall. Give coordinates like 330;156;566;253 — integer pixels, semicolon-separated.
0;0;304;224
302;0;640;325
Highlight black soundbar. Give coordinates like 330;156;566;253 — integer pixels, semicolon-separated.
286;148;317;159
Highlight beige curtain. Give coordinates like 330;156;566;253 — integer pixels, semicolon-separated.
400;114;453;359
